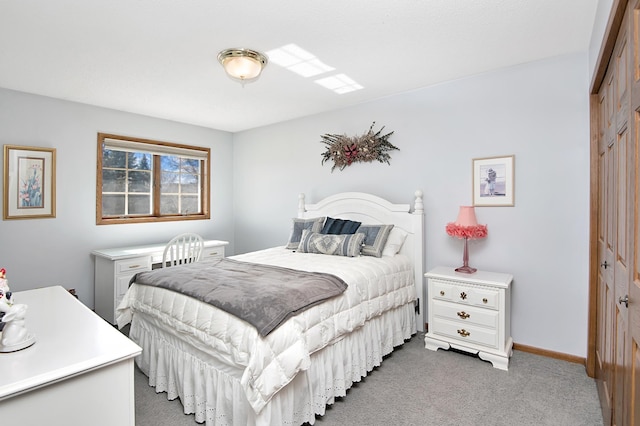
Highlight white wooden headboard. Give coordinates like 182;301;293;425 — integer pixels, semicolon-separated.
298;191;426;332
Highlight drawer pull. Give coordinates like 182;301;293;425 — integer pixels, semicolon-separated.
457;329;470;337
482;298;488;304
128;264;141;269
457;311;470;319
208;251;219;256
440;290;445;296
460;291;467;300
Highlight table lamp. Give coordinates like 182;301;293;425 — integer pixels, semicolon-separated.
445;206;488;273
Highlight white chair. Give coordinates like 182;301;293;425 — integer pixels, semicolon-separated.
162;233;204;268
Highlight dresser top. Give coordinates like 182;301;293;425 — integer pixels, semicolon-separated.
0;286;141;400
425;266;513;288
91;239;229;260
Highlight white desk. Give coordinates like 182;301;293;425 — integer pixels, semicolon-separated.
91;239;229;264
0;286;142;426
92;240;228;323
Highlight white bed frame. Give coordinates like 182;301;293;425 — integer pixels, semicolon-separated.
300;190;425;331
130;191;426;426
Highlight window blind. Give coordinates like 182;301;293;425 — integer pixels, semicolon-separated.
103;137;209;160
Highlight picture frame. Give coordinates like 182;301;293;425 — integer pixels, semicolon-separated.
3;145;56;219
472;155;514;207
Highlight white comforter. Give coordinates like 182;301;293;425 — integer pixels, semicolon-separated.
116;247;416;414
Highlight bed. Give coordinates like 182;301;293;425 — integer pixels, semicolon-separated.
116;191;425;426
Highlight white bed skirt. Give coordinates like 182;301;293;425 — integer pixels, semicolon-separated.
131;302;416;426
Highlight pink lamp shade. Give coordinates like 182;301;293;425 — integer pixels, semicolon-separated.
454;206;478;227
445;206;487;240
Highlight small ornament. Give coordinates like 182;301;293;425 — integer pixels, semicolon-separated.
0;268;36;352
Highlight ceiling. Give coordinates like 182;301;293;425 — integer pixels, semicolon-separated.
0;1;598;133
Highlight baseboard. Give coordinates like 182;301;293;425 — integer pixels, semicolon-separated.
513;342;585;365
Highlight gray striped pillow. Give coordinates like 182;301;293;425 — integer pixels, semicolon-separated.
286;217;325;249
358;224;394;257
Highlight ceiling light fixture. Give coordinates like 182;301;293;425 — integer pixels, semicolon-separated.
217;48;268;86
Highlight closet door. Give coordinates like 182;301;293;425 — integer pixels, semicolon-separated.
627;2;640;424
592;1;640;424
596;62;616;425
612;16;630;425
595;3;636;424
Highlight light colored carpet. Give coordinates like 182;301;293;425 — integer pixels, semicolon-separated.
134;333;604;426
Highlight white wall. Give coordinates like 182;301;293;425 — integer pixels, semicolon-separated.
233;52;591;357
0;88;235;308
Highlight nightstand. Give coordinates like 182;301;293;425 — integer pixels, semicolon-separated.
424;266;513;370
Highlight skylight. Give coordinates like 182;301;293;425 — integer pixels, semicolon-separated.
266;44;363;94
315;74;363;94
266;44;334;77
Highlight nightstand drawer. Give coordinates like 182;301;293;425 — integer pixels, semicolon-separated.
432;300;498;329
116;257;151;274
432;279;499;310
431;318;498;348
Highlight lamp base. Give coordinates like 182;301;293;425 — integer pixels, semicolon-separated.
455;265;477;274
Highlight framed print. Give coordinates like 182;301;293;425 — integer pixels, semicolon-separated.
472;155;514;207
3;145;56;219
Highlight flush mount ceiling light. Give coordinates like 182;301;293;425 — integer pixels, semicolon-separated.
217;48;268;85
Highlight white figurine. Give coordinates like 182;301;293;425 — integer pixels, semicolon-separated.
0;269;35;352
0;267;11;328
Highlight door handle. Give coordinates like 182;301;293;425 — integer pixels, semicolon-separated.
600;261;610;269
619;295;629;308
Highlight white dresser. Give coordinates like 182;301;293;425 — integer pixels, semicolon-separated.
92;239;229;324
424;266;513;370
0;286;141;426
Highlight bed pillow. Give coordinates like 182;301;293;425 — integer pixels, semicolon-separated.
358;224;394;257
382;227;408;257
297;229;365;257
286;217;325;249
320;217;362;234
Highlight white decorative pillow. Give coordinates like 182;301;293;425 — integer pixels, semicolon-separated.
286;217;325;249
358;224;394;257
297;230;365;257
382;227;408;257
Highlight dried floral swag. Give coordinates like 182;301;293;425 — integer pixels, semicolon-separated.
320;122;398;172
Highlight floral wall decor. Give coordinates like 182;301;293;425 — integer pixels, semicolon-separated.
320;122;398;172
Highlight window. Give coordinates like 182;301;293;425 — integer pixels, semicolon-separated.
96;133;210;225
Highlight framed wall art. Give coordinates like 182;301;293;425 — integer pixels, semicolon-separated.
472;155;514;207
3;145;56;219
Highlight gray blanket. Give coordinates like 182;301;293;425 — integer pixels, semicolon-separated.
131;258;348;336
